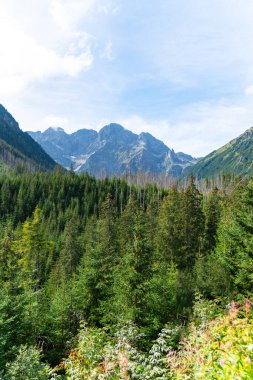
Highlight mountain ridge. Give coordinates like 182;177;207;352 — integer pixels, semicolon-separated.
0;105;57;171
2;101;252;179
29;124;198;178
184;126;253;179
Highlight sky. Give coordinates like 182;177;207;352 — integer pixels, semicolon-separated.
1;0;253;156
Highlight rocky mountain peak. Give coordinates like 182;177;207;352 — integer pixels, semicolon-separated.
138;132;170;154
44;127;66;135
28;123;197;178
100;123;125;134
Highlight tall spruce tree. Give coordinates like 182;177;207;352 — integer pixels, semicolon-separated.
112;202;153;326
57;218;82;279
203;187;222;253
181;177;204;268
215;180;253;293
16;207;54;291
155;185;184;265
75;195;118;325
0;227;16;285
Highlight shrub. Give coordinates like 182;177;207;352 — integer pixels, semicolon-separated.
3;345;60;380
169;299;253;379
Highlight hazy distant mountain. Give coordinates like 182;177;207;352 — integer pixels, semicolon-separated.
29;123;198;178
185;127;253;179
0;105;57;171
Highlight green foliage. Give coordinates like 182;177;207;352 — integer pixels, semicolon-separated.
181;178;204;268
155;180;204;269
0;171;252;378
194;251;231;298
113;200;154;327
144;263;179;333
62;324;117;379
0;105;56;171
214;179;253;294
185;127;253;179
16;207;55;290
3;345;57;380
74;195;118;325
155;186;183;265
203;187;222;252
0;226;17;284
60;321;183;380
0;289;27;368
170;300;253;379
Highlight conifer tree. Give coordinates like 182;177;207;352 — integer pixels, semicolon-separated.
75;195;118;325
16;207;54;291
181;177;204;268
0;226;16;285
155;185;183;265
113;203;153;326
203;187;222;253
215;180;253;293
58;218;81;279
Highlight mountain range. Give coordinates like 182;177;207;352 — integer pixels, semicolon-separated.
0;104;252;180
29;124;198;178
0;105;56;171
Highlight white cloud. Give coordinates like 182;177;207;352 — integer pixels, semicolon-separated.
97;1;119;14
119;100;253;157
100;41;115;61
0;77;26;98
68;32;92;54
0;4;93;99
44;114;69;127
2;0;253;159
49;0;96;32
245;86;253;95
169;102;252;156
119;115;170;142
134;0;253;88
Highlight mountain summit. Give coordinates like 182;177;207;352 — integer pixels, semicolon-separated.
29;123;198;178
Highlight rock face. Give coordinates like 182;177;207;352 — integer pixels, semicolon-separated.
29;123;198;178
184;127;253;179
0;105;57;171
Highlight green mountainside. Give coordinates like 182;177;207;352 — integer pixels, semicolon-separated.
0;138;36;172
0;105;56;171
185;127;253;179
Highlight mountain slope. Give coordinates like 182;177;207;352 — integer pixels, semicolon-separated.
29;123;198;178
185;127;253;179
0;105;57;171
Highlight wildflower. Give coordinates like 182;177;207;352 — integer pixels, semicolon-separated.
119;352;129;378
245;357;251;364
219;359;226;366
245;298;252;313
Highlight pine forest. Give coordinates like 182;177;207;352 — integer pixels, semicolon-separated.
0;169;252;378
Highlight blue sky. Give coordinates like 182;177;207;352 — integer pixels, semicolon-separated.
1;0;253;156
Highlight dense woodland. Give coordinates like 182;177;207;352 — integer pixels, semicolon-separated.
0;169;252;378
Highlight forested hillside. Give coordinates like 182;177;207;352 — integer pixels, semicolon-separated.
0;170;252;378
0;105;56;171
185;126;253;179
0;139;38;173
